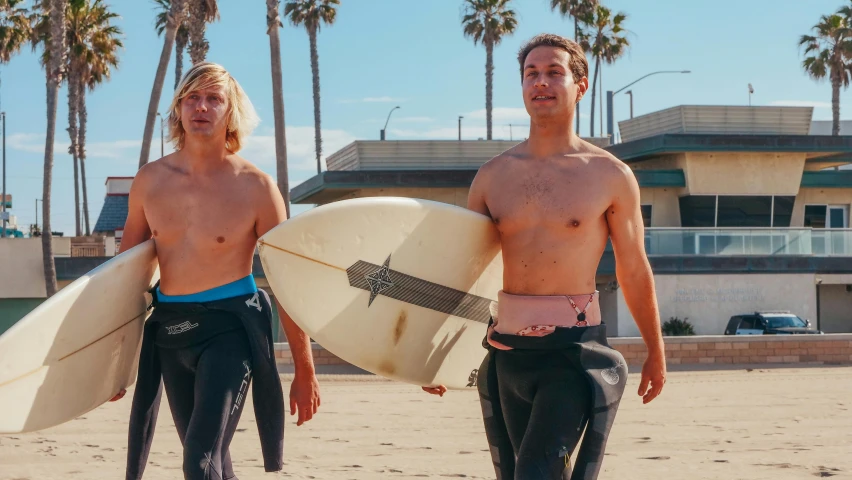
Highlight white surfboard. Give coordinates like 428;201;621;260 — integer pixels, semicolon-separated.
0;240;159;433
259;197;503;389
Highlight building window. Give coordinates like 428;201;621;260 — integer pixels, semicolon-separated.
640;205;652;228
804;205;826;228
716;196;772;227
679;196;716;227
680;195;797;227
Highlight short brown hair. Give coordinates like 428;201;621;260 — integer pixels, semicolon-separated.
517;33;588;83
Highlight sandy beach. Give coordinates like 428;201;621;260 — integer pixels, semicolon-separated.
1;366;850;479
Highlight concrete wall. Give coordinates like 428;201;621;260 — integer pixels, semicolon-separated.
818;284;852;333
639;188;683;227
684;152;805;195
336;187;470;207
791;188;852;226
617;273;817;336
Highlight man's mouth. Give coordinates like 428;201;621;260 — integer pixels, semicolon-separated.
532;95;556;101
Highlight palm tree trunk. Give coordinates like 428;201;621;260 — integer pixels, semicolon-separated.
589;55;600;137
43;0;68;297
139;1;184;169
188;0;209;64
574;16;580;135
175;27;187;89
267;0;290;218
485;38;494;141
79;85;91;235
308;25;322;173
832;76;840;136
67;69;81;237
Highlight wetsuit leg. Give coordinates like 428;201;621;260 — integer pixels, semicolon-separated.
477;350;516;480
158;329;253;480
495;350;591;480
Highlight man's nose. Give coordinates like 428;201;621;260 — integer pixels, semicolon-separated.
195;100;208;112
534;77;548;88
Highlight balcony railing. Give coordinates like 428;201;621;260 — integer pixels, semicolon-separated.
605;228;852;256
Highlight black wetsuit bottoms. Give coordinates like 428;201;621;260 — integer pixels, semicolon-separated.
478;323;628;480
154;311;252;480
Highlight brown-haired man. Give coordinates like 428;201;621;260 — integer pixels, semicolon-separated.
423;33;666;479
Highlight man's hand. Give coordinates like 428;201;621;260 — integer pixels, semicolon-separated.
421;385;447;397
109;389;127;402
290;371;320;426
637;350;666;404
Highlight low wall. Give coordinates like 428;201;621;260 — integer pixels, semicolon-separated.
275;334;852;370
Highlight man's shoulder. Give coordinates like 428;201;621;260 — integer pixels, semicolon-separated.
478;142;527;174
232;155;274;184
580;141;632;178
133;155;176;188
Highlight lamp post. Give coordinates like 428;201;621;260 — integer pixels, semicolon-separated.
380;106;400;141
606;70;691;138
624;90;634;119
1;111;6;238
458;116;463;141
35;198;42;237
156;112;165;158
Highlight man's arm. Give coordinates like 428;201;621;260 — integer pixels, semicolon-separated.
254;173;320;425
606;161;666;404
118;170;153;254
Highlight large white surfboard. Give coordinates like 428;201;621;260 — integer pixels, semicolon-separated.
0;240;159;433
259;197;503;389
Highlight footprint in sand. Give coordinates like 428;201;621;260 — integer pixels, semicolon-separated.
236;428;247;432
92;455;105;461
640;456;670;460
380;442;394;446
389;469;403;473
440;475;468;478
458;451;473;455
714;460;729;463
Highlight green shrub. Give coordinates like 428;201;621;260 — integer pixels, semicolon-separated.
662;316;695;336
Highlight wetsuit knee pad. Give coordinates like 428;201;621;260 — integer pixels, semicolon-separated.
182;439;222;480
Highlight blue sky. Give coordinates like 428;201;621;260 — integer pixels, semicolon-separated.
1;0;847;235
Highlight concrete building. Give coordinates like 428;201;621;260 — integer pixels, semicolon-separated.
291;105;852;336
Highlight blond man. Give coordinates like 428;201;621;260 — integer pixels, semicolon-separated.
115;62;320;480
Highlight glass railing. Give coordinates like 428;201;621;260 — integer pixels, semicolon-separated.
604;228;852;256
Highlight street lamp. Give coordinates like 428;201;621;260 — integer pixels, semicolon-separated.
1;112;6;238
380;106;400;141
156;112;165;158
458;116;463;141
34;198;43;237
606;70;691;138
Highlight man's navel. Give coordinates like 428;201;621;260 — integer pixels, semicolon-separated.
216;236;225;244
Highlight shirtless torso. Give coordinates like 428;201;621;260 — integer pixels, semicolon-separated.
124;152;278;296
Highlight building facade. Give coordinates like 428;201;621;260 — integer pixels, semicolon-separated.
291;106;852;336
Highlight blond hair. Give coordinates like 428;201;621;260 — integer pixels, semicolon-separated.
167;62;259;153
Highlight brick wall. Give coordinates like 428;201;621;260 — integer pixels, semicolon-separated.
275;334;852;371
609;334;852;367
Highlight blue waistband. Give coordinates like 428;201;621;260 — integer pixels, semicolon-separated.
156;275;257;303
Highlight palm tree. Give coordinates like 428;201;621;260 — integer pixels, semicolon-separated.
550;0;597;134
139;0;186;168
800;10;852;136
584;5;628;137
461;0;518;140
284;0;339;174
187;0;218;64
1;0;33;82
33;0;122;236
266;0;290;217
154;0;188;89
72;0;121;235
43;0;68;296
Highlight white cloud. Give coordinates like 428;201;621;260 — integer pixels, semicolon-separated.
240;126;357;172
769;100;831;109
465;107;530;122
8;133;146;159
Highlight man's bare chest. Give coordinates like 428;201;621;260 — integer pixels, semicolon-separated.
144;183;256;241
486;171;611;230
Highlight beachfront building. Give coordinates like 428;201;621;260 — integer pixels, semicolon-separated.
291;105;852;336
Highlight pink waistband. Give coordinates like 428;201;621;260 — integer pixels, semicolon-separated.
492;289;602;335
